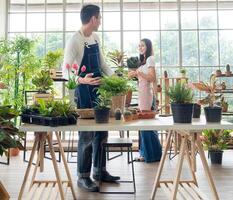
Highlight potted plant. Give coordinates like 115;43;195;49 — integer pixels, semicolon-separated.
123;110;133;122
114;108;122;120
98;75;130;116
180;68;186;78
193;103;201;118
201;129;231;164
216;69;222;77
32;69;54;103
166;82;194;123
127;56;139;71
192;74;222;122
43;49;63;70
94;90;112;123
0;105;24;157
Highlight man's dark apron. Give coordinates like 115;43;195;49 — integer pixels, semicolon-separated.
75;41;102;108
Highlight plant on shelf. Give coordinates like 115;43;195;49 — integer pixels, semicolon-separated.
179;68;186;78
43;49;63;69
123;110;133;122
166;82;193;123
226;64;231;76
0;105;24;157
201;129;231;164
192;74;222;122
32;69;53;93
94;89;112;123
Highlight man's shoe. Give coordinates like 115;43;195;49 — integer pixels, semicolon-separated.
93;171;120;182
77;177;99;192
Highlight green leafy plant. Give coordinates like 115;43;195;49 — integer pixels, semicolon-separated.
127;57;139;69
94;90;112;109
43;49;63;69
107;50;127;68
192;74;222;107
0;105;24;156
166;82;193;104
98;75;130;97
201;129;231;151
32;70;53;93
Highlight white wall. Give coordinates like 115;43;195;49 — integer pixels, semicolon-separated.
0;0;7;38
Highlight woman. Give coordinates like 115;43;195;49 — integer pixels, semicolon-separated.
128;38;162;162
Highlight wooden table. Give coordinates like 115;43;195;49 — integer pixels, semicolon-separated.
19;116;233;200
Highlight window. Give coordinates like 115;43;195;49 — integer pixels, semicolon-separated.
7;0;233;84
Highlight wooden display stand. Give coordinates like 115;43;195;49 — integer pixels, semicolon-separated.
33;93;53;104
0;181;10;200
150;130;219;200
18;132;77;200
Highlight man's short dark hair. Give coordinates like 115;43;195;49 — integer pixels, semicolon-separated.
80;4;100;24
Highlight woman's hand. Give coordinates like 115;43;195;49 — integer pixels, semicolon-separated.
128;70;137;79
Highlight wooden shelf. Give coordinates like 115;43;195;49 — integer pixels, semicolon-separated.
216;73;233;77
215;89;233;93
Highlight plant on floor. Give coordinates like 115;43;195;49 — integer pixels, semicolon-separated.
201;129;231;164
192;74;222;122
166;82;194;123
0;105;24;156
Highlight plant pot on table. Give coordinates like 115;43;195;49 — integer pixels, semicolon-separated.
171;103;194;123
193;103;201;118
209;150;223;164
94;107;110;123
204;106;222;122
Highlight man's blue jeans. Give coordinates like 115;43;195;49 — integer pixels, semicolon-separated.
77;131;108;178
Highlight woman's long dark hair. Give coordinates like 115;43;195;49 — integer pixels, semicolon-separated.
139;38;153;66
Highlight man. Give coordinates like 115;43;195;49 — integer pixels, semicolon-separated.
62;4;120;192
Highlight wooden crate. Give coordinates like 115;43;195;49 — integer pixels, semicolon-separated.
33;93;53;104
0;181;10;200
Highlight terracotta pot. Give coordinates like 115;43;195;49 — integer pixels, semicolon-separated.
10;148;20;157
124;115;133;122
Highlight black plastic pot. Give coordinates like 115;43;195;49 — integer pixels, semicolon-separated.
204;106;222;122
171;103;194;123
21;114;31;123
193;104;201;118
94;108;110;123
68;115;77;124
209;150;223;164
115;112;122;120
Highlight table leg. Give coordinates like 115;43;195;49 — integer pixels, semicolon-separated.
196;135;219;200
55;132;77;200
18;135;39;200
47;133;65;200
150;130;172;200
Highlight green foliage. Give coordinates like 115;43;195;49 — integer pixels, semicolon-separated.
123;110;132;116
166;82;193;104
107;50;127;68
180;68;186;74
94;90;112;109
36;99;76;117
201;129;231;151
0;105;24;156
127;57;139;69
98;75;130;96
32;70;54;93
43;49;63;69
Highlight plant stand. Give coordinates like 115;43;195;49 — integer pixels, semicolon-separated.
18;132;77;200
0;181;10;200
151;130;219;200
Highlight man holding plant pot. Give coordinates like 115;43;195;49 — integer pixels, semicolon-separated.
62;4;119;192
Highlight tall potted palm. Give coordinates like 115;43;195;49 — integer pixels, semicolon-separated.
166;82;194;123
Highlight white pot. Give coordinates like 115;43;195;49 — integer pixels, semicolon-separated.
68;89;77;108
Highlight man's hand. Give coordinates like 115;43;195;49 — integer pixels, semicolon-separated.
78;73;101;85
